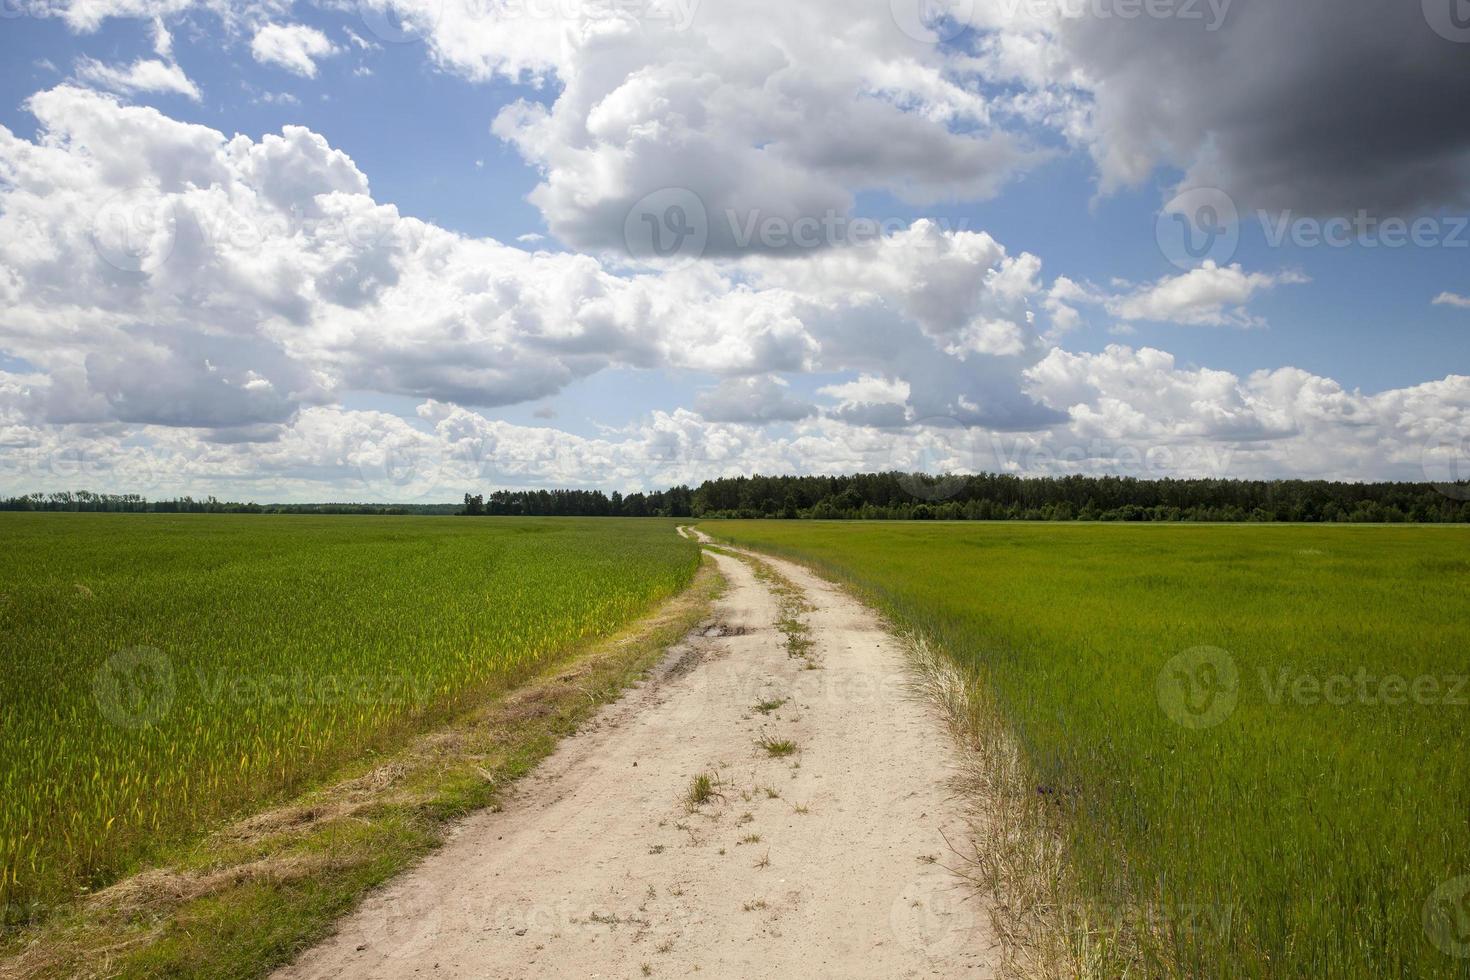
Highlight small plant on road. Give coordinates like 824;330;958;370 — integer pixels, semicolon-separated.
684;771;725;810
758;734;797;758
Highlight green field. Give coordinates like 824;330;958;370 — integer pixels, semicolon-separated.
702;520;1470;979
0;515;698;923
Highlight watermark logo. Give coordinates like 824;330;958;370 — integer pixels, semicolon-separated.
623;194;973;260
353;438;436;495
673;662;911;725
191;667;436;708
1259;211;1468;250
893;416;974;502
350;437;489;500
1157;187;1239;269
1259;668;1466;709
890;0;974;42
2;448;171;497
894;0;1232;43
189;199;407;256
92;647;175;729
1010;0;1233;28
1420;427;1470;502
1059;900;1234;939
1157;646;1238;729
1159;187;1467;266
356;873;448;958
491;0;701;29
623;187;708;268
981;435;1236;481
1424;876;1470;958
359;0;443;43
91;192;180;274
0;0;48;19
726;210;968;252
890;873;976;958
1423;0;1470;42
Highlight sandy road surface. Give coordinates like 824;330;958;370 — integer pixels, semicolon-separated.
278;531;997;979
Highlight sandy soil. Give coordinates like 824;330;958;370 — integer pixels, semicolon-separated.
277;531;997;979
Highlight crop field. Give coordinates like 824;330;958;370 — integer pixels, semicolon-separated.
703;520;1470;979
0;514;698;923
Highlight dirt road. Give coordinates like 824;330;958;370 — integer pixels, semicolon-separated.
278;532;997;979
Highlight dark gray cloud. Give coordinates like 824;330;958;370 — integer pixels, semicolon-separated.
1064;0;1470;215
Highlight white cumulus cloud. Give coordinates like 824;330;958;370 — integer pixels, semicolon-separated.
0;82;1465;499
1107;263;1308;328
73;56;201;100
251;23;339;77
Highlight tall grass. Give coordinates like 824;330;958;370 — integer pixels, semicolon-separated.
0;514;698;924
706;520;1470;979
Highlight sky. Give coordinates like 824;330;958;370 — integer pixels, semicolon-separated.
0;0;1467;502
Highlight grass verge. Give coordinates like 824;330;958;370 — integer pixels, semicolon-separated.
903;633;1079;977
0;555;724;980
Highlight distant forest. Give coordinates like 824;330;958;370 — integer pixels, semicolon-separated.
460;473;1470;523
7;473;1468;522
0;492;457;515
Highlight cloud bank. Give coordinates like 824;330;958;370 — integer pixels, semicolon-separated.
0;84;1464;499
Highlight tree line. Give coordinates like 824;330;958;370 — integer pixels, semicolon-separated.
460;487;695;517
0;492;456;515
7;473;1467;522
463;472;1470;523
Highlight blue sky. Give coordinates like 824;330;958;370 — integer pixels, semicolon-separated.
0;0;1466;499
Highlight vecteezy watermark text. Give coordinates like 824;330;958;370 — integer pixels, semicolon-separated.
999;0;1232;29
89;193;414;274
1158;647;1468;729
93;647;438;728
486;0;699;29
192;666;437;708
983;435;1236;480
725;210;968;251
355;0;699;44
1260;668;1468;708
623;188;970;265
1157;186;1469;268
1056;900;1234;937
889;0;1232;45
1259;211;1470;250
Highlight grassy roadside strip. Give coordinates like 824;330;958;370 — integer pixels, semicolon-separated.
902;633;1100;978
696;526;1102;979
0;555;725;980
